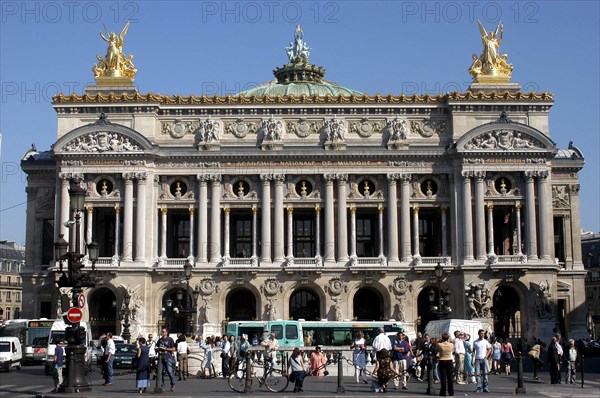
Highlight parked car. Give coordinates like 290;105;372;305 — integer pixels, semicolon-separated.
0;337;23;372
580;340;600;357
113;344;137;368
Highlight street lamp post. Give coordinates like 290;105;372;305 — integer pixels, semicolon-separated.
53;182;98;393
121;292;132;343
428;262;452;320
183;261;192;336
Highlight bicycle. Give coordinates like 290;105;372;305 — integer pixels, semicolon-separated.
228;356;289;393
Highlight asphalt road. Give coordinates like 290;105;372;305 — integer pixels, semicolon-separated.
0;360;598;398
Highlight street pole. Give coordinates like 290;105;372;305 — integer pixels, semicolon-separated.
515;351;526;394
154;351;164;394
426;356;436;395
336;350;345;393
122;292;131;343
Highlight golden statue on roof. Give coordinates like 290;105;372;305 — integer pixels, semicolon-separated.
93;22;136;85
469;20;513;84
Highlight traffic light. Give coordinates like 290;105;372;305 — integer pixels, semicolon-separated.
70;254;85;281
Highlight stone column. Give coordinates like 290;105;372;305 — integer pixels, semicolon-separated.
251;207;258;260
324;174;336;262
474;172;487;260
85;205;93;245
114;205;122;258
349;206;357;258
135;174;147;262
537;170;552;260
209;175;222;263
287;207;294;259
486;204;495;255
223;208;230;259
188;207;195;259
59;175;70;238
400;174;412;262
315;206;321;258
412;206;420;257
461;171;474;261
336;174;349;261
122;174;134;261
386;174;399;262
441;206;448;257
273;174;285;262
159;207;167;259
197;176;208;263
515;203;523;255
569;184;583;269
260;174;272;263
378;204;385;257
524;171;538;260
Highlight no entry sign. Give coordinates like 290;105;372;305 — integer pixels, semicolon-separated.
66;307;83;324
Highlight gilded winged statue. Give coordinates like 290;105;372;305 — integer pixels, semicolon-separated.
469;20;513;82
93;22;137;80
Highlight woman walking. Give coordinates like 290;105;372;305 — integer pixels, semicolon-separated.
436;333;455;397
491;337;501;375
201;336;215;378
351;331;368;383
309;346;327;376
528;341;545;380
287;347;307;393
135;337;151;394
463;334;475;384
502;339;514;375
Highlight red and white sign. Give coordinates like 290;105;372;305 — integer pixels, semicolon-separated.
66;307;83;324
77;294;86;309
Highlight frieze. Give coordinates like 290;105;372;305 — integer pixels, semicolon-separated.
388;161;431;167
63;132;142;152
225;119;259;138
464;130;543;150
156;161;221;168
462;158;484;164
61;160;83;166
350;118;383;138
162;120;197;139
195;118;222;149
411;119;446;137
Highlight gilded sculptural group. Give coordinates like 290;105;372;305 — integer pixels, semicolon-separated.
469;21;513;83
93;22;137;82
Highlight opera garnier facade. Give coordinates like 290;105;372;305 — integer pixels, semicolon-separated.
21;23;587;341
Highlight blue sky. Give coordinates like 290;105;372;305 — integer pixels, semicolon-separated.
1;0;599;245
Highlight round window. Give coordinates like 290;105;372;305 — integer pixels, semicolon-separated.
295;180;313;196
170;181;187;197
494;177;511;194
96;179;113;195
421;179;438;196
358;180;375;196
234;180;250;197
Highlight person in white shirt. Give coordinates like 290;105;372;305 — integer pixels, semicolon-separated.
176;334;189;381
221;334;231;377
261;333;280;369
372;328;392;359
147;334;157;379
566;339;578;384
453;331;466;384
472;329;492;393
103;333;116;386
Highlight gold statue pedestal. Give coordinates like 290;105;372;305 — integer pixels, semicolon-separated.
469;80;521;93
95;75;134;87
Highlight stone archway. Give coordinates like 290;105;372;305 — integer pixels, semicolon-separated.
226;288;257;321
89;287;117;338
162;288;194;334
289;289;320;320
493;285;521;339
417;286;442;331
353;287;384;321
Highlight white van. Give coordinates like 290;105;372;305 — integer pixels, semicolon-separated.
44;320;92;375
0;336;23;372
424;319;492;341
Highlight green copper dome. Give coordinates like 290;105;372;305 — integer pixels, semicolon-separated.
237;25;362;97
239;78;362;97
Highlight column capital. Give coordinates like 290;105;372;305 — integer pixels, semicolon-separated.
412;206;419;214
189;206;196;215
315;205;321;214
473;171;486;181
349;205;356;214
537;170;549;180
378;203;384;214
160;207;167;215
122;172;136;182
85;204;94;214
273;174;286;183
196;174;210;183
323;173;336;182
336;173;348;183
223;207;230;215
515;203;522;210
387;173;401;182
440;206;448;213
524;170;536;181
115;205;121;214
287;207;293;215
59;172;84;183
134;172;148;182
209;174;222;184
487;203;494;211
461;171;473;180
399;173;412;183
252;206;258;214
260;173;272;182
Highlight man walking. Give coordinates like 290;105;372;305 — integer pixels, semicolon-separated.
453;330;466;384
147;334;157;379
472;329;492;393
157;328;176;391
103;333;116;386
52;339;65;392
392;331;410;390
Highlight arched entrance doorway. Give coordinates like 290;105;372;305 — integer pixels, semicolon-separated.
89;287;117;338
417;286;447;332
353;288;383;321
493;285;521;339
226;288;257;321
162;288;193;334
289;289;320;320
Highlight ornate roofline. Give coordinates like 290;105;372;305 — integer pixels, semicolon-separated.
53;91;554;105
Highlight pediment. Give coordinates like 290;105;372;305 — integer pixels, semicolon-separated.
556;280;571;292
454;112;557;154
54;113;153;153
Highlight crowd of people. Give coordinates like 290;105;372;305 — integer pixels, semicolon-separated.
356;328;582;396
